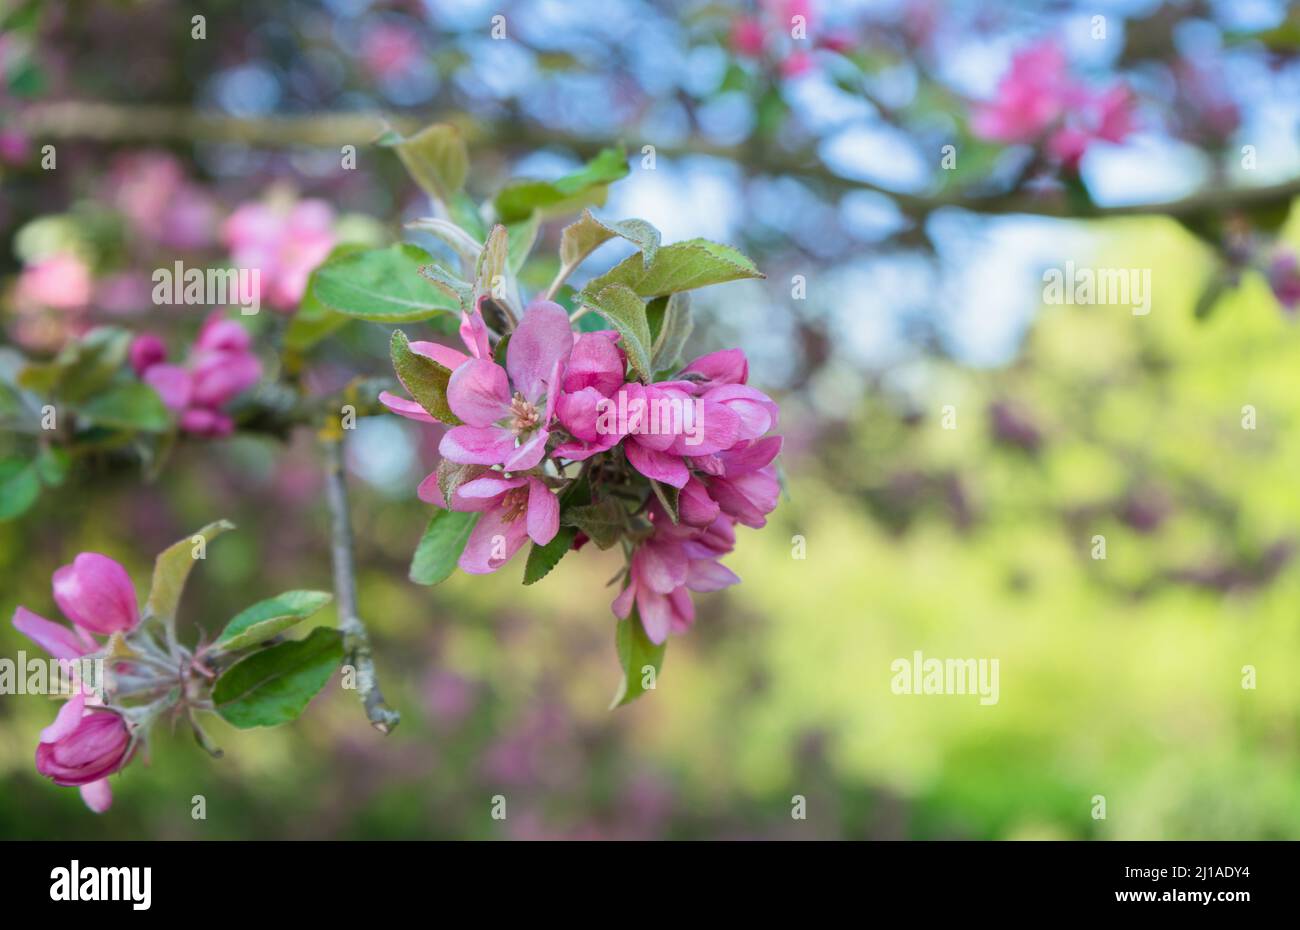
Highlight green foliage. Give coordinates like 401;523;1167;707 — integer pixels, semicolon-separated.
610;607;666;708
0;458;40;520
389;329;459;425
649;292;693;372
580;283;654;382
561;500;626;549
74;381;170;432
215;590;334;652
213;627;344;729
559;209;661;270
493;148;629;223
312;244;460;322
146;520;235;630
284;244;368;352
582;238;764;299
409;508;479;585
380;123;469;205
523;525;576;585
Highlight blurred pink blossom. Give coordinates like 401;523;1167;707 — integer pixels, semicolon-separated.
222;196;336;311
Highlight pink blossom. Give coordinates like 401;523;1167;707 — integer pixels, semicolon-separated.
1269;253;1300;314
970;41;1074;144
422;473;560;574
731;17;766;57
106;151;218;250
12;551;139;658
971;41;1136;169
438;301;572;471
131;312;261;436
360;22;424;81
14;254;92;312
222;196;336;311
35;692;133;808
612;509;742;644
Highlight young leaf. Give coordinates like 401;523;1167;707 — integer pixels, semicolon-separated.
559;210;661;270
382;123;468;204
0;458;40;520
147;520;235;628
75;380;172;432
523;525;576;585
610;607;666;708
506;210;542;274
418;262;474;310
410;508;479;585
584;239;764;298
215;590;334;653
213;627;344;729
562;500;626;549
581;284;654;382
650;292;693;372
390;329;461;425
493;147;629;224
649;478;680;524
474;224;511;307
313;244;460;322
406;217;483;268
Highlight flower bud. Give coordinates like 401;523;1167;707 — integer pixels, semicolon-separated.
51;553;139;636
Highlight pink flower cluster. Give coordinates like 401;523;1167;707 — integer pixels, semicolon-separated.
106;151;220;251
729;0;853;79
130;313;262;436
384;299;782;645
12;553;140;812
222;195;336;311
1269;253;1300;314
970;41;1136;169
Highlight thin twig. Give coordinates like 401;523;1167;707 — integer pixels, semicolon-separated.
321;435;401;734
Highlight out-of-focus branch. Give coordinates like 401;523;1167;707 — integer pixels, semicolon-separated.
321;434;400;735
16;100;1300;221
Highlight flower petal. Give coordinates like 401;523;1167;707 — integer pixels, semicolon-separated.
52;554;139;635
79;779;113;813
439;424;517;465
379;390;438;424
446;358;511;427
525;477;559;545
458;505;528;574
503;429;549;472
624;441;689;488
12;607;91;660
409;340;470;371
506;300;572;403
40;693;87;744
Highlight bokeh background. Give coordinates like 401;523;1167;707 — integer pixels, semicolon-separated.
4;0;1300;839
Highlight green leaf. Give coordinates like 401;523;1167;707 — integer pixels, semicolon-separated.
213;627;344;729
649;478;680;524
75;381;171;432
581;284;654;382
215;590;334;653
410;509;479;585
34;446;69;486
506;210;542;275
0;458;40;520
494;147;629;224
390;329;461;425
406;217;482;268
558;209;661;270
611;607;666;708
523;526;576;585
147;520;235;628
418;262;474;310
448;192;488;242
20;327;131;402
382;123;469;204
562;499;626;549
650;292;693;372
312;244;460;323
474;224;511;307
584;239;764;299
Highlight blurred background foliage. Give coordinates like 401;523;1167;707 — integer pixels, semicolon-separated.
3;0;1300;838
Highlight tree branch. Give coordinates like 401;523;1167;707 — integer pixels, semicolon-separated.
321;434;400;734
17;101;1300;222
